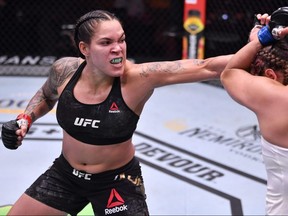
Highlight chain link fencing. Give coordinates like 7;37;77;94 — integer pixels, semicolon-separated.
0;0;287;77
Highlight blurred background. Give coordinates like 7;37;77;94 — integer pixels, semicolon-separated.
0;0;287;76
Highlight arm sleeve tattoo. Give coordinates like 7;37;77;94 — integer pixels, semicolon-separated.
25;58;79;121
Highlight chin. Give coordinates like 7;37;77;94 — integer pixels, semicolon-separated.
112;69;124;77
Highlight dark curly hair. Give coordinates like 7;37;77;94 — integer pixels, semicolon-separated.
73;10;121;59
250;38;288;85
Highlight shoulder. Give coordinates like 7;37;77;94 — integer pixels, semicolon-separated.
48;57;84;88
124;59;137;71
52;57;83;74
123;59;142;78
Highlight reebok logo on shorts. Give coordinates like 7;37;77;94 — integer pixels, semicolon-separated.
105;188;128;215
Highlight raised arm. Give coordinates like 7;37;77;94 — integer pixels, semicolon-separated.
221;13;288;111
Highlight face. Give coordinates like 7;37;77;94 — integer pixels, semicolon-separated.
81;19;127;77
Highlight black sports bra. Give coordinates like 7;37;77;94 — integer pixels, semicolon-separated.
56;61;139;145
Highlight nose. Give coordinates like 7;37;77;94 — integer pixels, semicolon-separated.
112;42;122;52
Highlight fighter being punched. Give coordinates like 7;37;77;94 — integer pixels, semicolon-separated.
222;6;288;215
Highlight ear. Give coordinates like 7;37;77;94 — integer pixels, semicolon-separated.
264;68;277;80
79;41;89;57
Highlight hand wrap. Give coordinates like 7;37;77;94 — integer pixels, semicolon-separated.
257;7;288;46
1;114;32;150
16;113;32;130
257;26;276;46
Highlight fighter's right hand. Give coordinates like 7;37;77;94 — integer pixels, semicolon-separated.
1;114;32;150
1;120;21;149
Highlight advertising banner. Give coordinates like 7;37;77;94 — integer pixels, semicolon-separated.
183;0;206;59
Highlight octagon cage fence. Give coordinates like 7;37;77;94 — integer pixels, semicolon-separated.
0;0;287;85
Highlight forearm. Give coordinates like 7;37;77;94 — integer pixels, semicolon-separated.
24;87;57;123
175;54;233;82
141;54;232;87
167;54;233;82
221;40;261;86
225;40;262;71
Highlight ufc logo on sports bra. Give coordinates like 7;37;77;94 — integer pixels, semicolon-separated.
74;117;101;128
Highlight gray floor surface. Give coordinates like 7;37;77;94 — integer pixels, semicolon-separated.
0;76;266;215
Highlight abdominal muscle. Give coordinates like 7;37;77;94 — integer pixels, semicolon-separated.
61;130;135;174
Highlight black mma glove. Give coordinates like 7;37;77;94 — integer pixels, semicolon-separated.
1;120;20;150
269;6;288;39
1;113;32;150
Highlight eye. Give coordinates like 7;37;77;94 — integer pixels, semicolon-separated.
100;39;112;46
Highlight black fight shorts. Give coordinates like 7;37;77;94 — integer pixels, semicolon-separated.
25;154;149;216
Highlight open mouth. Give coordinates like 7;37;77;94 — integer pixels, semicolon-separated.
110;57;123;64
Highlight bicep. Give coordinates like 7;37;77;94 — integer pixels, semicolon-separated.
41;61;63;105
25;67;60;115
41;57;77;108
44;57;79;97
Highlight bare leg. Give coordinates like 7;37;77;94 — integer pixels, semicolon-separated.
8;194;67;216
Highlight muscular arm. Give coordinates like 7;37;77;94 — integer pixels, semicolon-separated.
24;57;79;122
136;54;233;88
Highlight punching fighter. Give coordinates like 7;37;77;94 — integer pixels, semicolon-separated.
1;9;231;216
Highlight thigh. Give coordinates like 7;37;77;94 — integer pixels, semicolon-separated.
90;161;149;216
25;165;88;215
8;193;66;216
90;180;149;216
114;177;149;216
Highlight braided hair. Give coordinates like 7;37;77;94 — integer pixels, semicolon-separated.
251;38;288;85
73;10;120;59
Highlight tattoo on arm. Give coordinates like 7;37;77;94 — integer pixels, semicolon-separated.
48;58;78;90
25;58;79;121
25;89;46;122
192;59;205;66
140;61;183;78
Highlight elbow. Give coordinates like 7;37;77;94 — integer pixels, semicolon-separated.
206;54;233;79
220;69;226;80
220;69;231;86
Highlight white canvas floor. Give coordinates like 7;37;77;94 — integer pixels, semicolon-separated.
0;76;266;215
